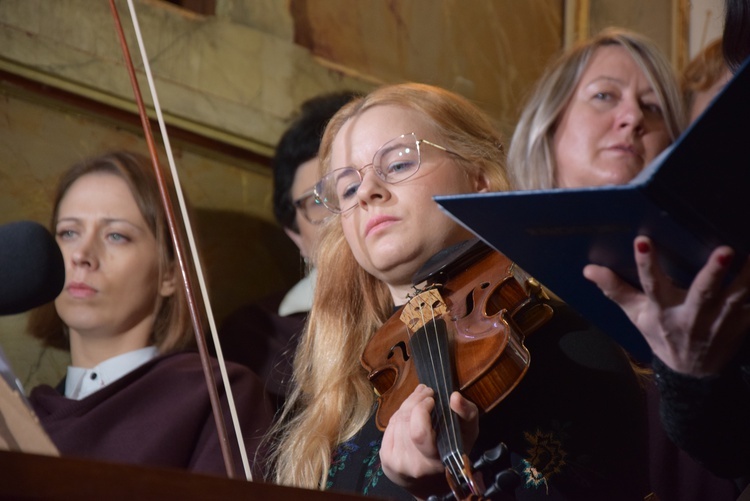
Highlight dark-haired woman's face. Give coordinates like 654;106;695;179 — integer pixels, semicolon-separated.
53;172;175;353
553;45;671;188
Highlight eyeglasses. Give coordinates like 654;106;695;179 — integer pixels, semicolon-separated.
313;132;457;214
293;189;331;225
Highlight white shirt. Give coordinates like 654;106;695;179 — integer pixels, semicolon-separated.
278;267;317;317
65;346;159;400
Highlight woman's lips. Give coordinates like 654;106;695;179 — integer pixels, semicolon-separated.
67;282;97;299
365;215;399;236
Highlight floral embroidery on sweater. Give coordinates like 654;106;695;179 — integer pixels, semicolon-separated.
521;426;569;493
327;440;360;489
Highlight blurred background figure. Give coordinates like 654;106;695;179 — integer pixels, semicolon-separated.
680;37;732;123
219;91;358;411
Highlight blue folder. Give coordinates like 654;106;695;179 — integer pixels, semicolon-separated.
436;58;750;361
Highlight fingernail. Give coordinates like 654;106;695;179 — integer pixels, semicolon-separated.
636;241;650;253
718;252;733;267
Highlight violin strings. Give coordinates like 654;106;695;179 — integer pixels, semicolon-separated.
415;297;466;484
123;0;252;480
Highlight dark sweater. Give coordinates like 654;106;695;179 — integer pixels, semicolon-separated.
29;352;273;478
327;303;651;500
654;340;750;491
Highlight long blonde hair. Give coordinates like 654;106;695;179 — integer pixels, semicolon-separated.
508;28;685;190
270;83;510;488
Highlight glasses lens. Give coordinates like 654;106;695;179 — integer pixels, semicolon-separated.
298;194;329;224
316;167;362;213
375;134;420;184
315;133;422;214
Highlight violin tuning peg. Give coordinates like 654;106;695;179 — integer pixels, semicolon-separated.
483;468;521;500
473;442;510;472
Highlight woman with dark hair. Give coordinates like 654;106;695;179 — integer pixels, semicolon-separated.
27;151;273;477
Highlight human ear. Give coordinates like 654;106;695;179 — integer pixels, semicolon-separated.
159;264;177;298
473;170;491;193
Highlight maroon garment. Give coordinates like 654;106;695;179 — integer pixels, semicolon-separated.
29;352;273;478
217;291;306;411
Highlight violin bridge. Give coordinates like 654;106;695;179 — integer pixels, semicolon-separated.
400;288;449;332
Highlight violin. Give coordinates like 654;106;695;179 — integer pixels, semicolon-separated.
360;239;555;500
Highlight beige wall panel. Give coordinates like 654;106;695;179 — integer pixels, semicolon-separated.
0;89;299;388
292;0;564;134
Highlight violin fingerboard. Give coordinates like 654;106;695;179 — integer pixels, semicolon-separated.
408;317;465;464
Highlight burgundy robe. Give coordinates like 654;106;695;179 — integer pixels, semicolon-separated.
29;352;273;478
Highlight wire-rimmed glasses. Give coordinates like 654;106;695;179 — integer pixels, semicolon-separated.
313;132;456;214
293;189;331;224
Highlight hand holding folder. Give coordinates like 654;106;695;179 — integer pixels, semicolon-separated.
436;58;750;362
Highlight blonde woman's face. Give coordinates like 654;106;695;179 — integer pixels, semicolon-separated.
330;104;488;303
553;45;672;188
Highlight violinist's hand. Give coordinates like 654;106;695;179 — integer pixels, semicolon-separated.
380;384;478;499
583;235;750;376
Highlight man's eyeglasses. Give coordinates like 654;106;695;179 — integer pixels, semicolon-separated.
313;132;458;214
293;189;331;225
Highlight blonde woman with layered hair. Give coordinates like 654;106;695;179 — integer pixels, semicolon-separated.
271;83;508;488
271;83;650;500
507;27;743;500
508;27;685;191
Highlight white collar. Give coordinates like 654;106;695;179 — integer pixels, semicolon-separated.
278;267;317;317
65;346;159;400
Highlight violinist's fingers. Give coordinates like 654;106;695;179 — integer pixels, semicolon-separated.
449;392;477;421
409;388;440;458
449;392;479;451
381;385;444;491
383;385;438;462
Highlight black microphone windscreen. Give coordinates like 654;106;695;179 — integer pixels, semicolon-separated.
0;221;65;315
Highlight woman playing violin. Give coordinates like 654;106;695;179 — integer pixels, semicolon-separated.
27;151;273;477
270;83;649;499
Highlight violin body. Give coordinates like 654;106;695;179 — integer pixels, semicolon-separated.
361;239;554;431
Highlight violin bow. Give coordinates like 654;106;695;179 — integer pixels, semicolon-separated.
108;0;252;480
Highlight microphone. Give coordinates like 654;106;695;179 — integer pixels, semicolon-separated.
0;221;65;315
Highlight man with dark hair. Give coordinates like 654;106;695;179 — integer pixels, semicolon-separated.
219;91;358;410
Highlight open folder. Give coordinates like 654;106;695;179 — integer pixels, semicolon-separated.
436;58;750;362
0;346;58;455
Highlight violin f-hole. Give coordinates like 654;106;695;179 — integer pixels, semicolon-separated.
387;341;410;362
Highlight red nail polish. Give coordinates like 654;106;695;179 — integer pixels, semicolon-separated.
636;241;650;253
717;253;732;267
